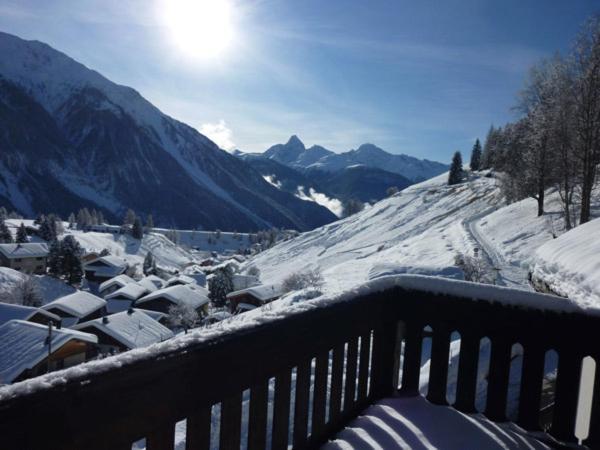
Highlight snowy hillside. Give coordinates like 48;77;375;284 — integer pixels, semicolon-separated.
530;218;600;308
250;172;504;293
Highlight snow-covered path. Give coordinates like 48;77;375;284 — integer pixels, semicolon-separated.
463;208;534;291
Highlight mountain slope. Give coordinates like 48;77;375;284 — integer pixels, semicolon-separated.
0;32;335;231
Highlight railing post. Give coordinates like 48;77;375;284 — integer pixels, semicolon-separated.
517;342;545;431
370;316;401;400
454;331;480;413
485;335;512;422
549;349;582;443
399;321;422;396
426;326;451;405
186;405;212;450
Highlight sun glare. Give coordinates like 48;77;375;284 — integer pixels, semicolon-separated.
163;0;234;59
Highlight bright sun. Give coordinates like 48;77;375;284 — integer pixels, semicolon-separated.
163;0;234;59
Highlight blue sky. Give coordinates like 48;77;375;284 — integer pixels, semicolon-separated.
0;0;598;162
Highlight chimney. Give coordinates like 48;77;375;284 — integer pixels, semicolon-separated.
127;307;134;315
102;316;109;324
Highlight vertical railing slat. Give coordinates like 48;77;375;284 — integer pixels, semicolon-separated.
485;336;512;422
454;331;480;413
517;342;545;431
293;359;311;449
584;353;600;448
186;405;212;450
357;331;372;404
549;350;582;443
220;391;243;450
399;322;423;396
247;380;269;450
272;370;292;450
329;343;345;425
311;351;329;439
426;326;451;405
344;338;359;412
147;423;175;450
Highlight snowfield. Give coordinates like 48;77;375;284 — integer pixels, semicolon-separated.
250;172;504;293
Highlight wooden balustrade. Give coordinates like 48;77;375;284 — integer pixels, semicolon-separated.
1;283;599;449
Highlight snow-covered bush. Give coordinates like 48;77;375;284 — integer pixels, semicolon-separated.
167;303;199;334
0;277;42;307
282;268;324;293
454;253;493;284
245;265;261;278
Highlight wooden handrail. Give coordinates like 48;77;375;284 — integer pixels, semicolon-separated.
0;281;599;449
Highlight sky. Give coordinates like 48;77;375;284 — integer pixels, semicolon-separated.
0;0;598;162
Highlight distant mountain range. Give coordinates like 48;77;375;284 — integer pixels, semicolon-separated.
261;135;448;182
0;32;337;231
237;136;447;209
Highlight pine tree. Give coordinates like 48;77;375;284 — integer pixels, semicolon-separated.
448;151;464;185
143;252;156;275
145;214;154;231
208;266;234;307
47;240;63;277
61;236;83;285
97;211;105;225
0;217;13;243
38;216;57;242
470;139;482;171
16;222;28;243
123;209;136;226
132;217;144;239
68;213;76;229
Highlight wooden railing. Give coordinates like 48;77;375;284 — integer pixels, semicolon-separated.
1;279;600;449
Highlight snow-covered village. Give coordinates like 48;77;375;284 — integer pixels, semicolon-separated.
1;1;600;450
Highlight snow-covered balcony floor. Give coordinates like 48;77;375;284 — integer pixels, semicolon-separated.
323;396;550;450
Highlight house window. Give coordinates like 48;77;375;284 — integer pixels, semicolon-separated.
36;257;43;261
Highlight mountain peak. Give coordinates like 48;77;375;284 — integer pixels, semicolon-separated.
286;134;305;149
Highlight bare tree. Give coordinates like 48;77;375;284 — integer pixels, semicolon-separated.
167;303;199;334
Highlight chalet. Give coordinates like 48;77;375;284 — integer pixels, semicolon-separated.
41;291;107;327
104;283;150;314
0;320;97;384
180;267;207;287
0;243;49;274
84;256;128;282
226;283;284;313
140;275;165;289
232;274;260;291
98;274;136;297
135;285;209;316
73;309;173;353
137;277;159;293
165;274;196;288
0;303;61;327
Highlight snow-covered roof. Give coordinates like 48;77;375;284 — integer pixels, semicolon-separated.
134;309;167;322
236;302;257;312
73;309;173;350
142;275;165;288
205;311;232;321
232;274;260;291
104;283;148;301
42;291;106;319
165;274;195;287
0;303;59;327
227;283;283;302
86;255;128;269
0;243;49;259
136;285;209;310
98;274;136;293
136;278;158;293
0;320;97;384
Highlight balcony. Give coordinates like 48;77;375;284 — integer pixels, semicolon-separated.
0;275;598;449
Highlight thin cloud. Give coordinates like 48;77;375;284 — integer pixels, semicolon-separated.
200;120;236;151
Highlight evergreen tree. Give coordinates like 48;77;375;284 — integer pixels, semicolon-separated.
68;213;76;229
61;236;83;285
0;217;13;243
208;266;234;307
448;151;464;185
470;139;482;171
16;222;28;243
0;207;6;221
123;209;136;226
145;214;154;231
38;216;57;242
143;252;157;275
97;210;105;225
132;217;144;239
47;240;62;277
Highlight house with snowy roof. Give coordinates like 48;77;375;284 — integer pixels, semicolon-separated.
98;274;136;297
73;309;173;353
0;243;49;274
165;274;196;288
41;291;107;327
226;283;284;313
0;303;60;327
0;320;97;384
140;274;165;289
104;283;150;314
135;285;209;316
84;256;128;282
232;274;260;291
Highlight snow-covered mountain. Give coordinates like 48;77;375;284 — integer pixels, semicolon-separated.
0;32;336;231
262;135;448;182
